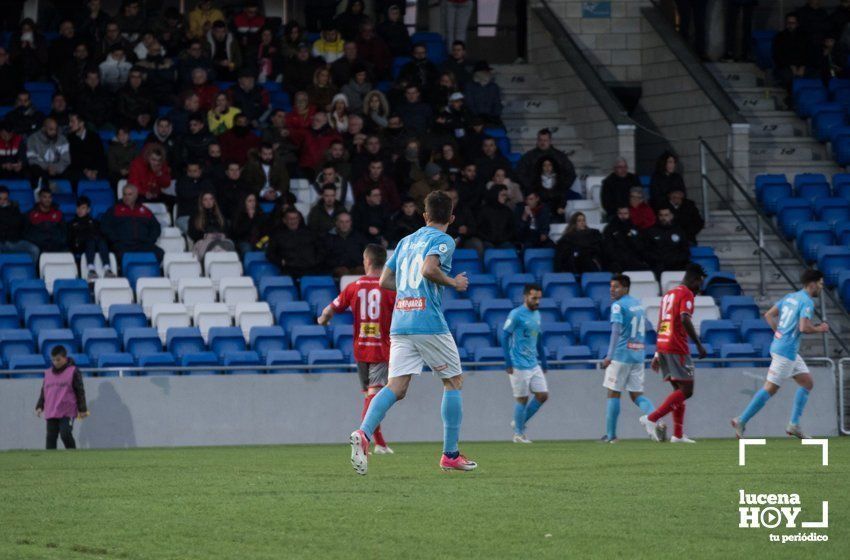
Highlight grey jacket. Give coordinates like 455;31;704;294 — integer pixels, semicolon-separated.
26;131;71;173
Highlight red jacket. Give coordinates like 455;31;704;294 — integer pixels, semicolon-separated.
356;36;392;79
128;155;172;198
299;126;342;173
193;83;220;111
353;175;401;212
219;129;261;166
630;202;656;230
285;106;316;148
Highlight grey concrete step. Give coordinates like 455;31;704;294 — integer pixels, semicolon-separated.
505;124;578;141
502;97;561;116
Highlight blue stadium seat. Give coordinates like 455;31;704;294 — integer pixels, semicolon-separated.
24;304;63;337
443;300;477;333
38;329;77;359
555;346;595;369
8;354;47;377
811;103;846;142
796;181;831;205
259;276;298;308
836;222;850;245
0;329;35;362
814;197;850;226
291;325;330;354
838;271;850;311
124;328;162;359
209;326;247;358
269;90;291;111
450;248;483;276
223;350;263;374
483;248;521;277
0;254;35;297
274;301;313;335
645;324;658;346
307;349;345;373
8;187;34;213
266;350;304;369
479;299;513;334
67;304;107;341
299;276;337;312
108;304;147;337
700;320;741;349
54;279;91;314
793;83;827;117
25;81;55;92
580;272;612;305
754;174;787;201
560;298;600;332
331;324;353;360
121;253;161;289
832;127;850;164
702;272;742;300
137;352;176;375
796;222;834;263
166;327;206;356
77;179;112;197
0;305;18;329
541;273;580;301
775;197;812;240
323;309;353;327
793;173;828;190
689;247;720;274
721;343;762;368
541;322;575;356
537;298;561;323
180;352;219;375
751;30;776;69
467;274;501;307
97;353;135;375
579;321;612;357
836;181;850;203
817;246;850;286
11;279;48;314
68;353;90;369
244;252;281;284
456;323;493;354
501;273;536;304
249;326;287;358
740;319;774;357
523;248;555;278
760;182;792;215
720;296;760;324
690;342;718;368
82;328;121;361
392;56;412;78
473;347;505;371
833;172;850;189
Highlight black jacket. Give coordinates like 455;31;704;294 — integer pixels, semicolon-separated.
602;218;651;272
68;128;107;176
188;208;228;242
601;172;641;217
5;105;44;135
555;228;604;273
388;211;425;247
0;202;27;242
266;227;326;277
649;171;686;209
230;210;266;246
74;84;115;129
67;215;104;254
669;198;705;244
351;201;388;243
477;196;516;246
325;230;368;269
645;222;691;272
175;177;215;218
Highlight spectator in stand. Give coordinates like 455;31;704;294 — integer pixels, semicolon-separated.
329;94;351;133
478;186;516;249
773;13;810;92
319;140;353;184
628;187;656;231
67;113;106;184
188;191;235;260
219;113;261;166
261;109;298;171
101;183;163;263
436;92;472;142
454;162;485;209
667;186;705;244
10;18;48;81
443;0;474;48
179;42;215;87
516;129;576;192
115;0;144;42
649;150;686;210
137;41;178;107
99;44;133;93
434;143;464;184
601;157;642;218
353;158;400;211
286;91;317;147
207;92;241;136
529;155;581;222
313;22;345;64
325;211;368;277
169;93;201;136
7;91;45;136
351;134;392;182
233;1;266;49
216;161;251;211
281;20;306;58
645;205;691;276
300;112;343;176
398;43;441;100
796;0;832;48
284;43;325;97
341;64;373;114
229;69;270;127
25;189;67;253
388;196;425;247
308;184;347;236
0;47;23;106
178;113;216;170
0;121;25;179
0;185;39;262
442;40;475;89
603;206;652;272
106;127;137;184
377;4;412;57
331;41;367;87
27;118;71;188
48;19;78;81
384;113;415;156
68;196;113;280
98;21;132;64
128;143;172;202
352;185;389;245
256;26;281;83
173;161;212;232
243;143;290;202
266;207;325;277
57;41;91;100
336;0;370;41
675;0;708;59
486;167;523;210
555;211;604;273
189;0;225;39
410;162;450;210
307;67;339;111
724;0;757;61
516;191;553;249
464;61;503;127
355;21;392;80
312;163;354;207
444;187;483;254
48;94;71;134
145;118;179;170
75;70;114;130
230;192;266;255
79;0;111;45
115;69;157;131
475;136;512;183
35;345;89;450
835;0;850;35
343;114;367;155
816;34;847;82
190;68;220;112
133;30;161;61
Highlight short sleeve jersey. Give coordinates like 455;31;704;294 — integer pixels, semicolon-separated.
770;289;815;360
386;226;455;335
656;285;694;355
610;294;645;364
503;305;542;370
331;276;396;363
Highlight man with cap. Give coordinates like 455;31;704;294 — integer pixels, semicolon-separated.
436;91;472;140
464;60;503;127
409;162;449;210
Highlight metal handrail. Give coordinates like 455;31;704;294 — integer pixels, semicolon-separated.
698;138;850;356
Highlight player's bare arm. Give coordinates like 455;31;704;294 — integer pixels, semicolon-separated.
800;317;829;334
763;305;779;331
681;314;706;358
421;255;468;291
317;304;335;326
379;265;396;291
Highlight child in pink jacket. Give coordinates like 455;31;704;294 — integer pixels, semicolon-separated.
35;345;89;449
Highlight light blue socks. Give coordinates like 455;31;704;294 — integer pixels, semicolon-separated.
525;397;543;423
441;390;462;454
359;386;397;438
513;402;526;435
791;387;810;425
634;395;654;415
740;388;772;425
606;398;621;440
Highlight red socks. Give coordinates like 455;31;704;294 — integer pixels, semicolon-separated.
361;392;387;447
648;389;686;422
672;403;686;439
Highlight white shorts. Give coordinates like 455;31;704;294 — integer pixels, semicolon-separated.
603;361;645;393
767;353;809;386
509;365;548;398
388;333;462;379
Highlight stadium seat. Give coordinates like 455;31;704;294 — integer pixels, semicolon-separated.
473;347;505;371
760;182;792;215
523;248;555;278
151;303;192;340
275;301;314;335
817;246;850;286
249;326;287;358
243;252;281;284
82;328;121;361
814;197;850;227
391;56;411;78
38;253;78;293
38;329;77;359
180;351;220;375
501;273;536;304
137;352;177;375
555;346;595;369
740;319;774;357
579;321;612;357
8;354;47;376
702;273;742;301
0;305;18;329
444;300;477;333
692;296;722;330
811;103;846;142
720;343;762;368
24;304;63;337
177;278;216;314
136;277;176;316
0;254;36;297
835;222;850;245
700;320;741;349
209;326;247;358
467;274;501;307
0;329;35;363
163;253;202;286
339;275;360;292
299;276;337;312
541;322;575;356
203;252;243;285
259;276;298;308
80;252;118;279
537;298;561;324
755;174;788;201
775;197;812;240
720;296;760;324
124;328;163;359
450;249;482;276
622;270;659;299
456;323;493;355
796;222;835;262
157;227;186;253
323;309;353;327
581;272;612;305
108;304;147;337
96;353;135;374
330;324;353;356
266;350;304;370
235;302;273;339
94;278;134;315
659;271;685;292
541;273;580;301
193;303;232;340
560;298;599;332
222;350;263;374
484;249;521;277
166;327;206;356
68;353;91;369
479;299;514;334
12;279;49;315
122;252;161;289
291;325;330;354
840;270;850;310
144;202;171;228
219;277;258;311
836;181;850;203
53;279;91;314
689;252;720;275
307;349;345;373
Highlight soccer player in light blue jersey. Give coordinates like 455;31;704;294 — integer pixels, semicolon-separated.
350;191;477;475
600;274;663;443
499;284;549;444
732;270;829;439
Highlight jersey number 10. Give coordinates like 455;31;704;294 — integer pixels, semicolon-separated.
397;254;425;291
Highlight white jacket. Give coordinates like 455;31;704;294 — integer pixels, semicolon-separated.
99;56;133;92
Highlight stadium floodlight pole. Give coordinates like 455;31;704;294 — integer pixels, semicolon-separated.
757;214;765;297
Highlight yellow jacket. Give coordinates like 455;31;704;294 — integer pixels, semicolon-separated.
189;7;225;38
208;107;242;135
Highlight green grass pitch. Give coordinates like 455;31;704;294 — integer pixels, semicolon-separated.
0;438;847;559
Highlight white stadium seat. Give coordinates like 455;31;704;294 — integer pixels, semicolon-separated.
660;271;686;293
81;252;119;279
193;303;232;340
39;253;78;293
204;252;243;284
218;277;258;311
136;278;176;316
151;303;191;341
144;202;172;228
94;278;134;315
565;200;601;222
235;302;273;339
164;253;202;287
580;208;603;225
339;275;360;292
549;223;566;243
692;296;721;332
157;226;186;253
643;296;663;329
585;175;605;207
177;278;217;314
623;271;660;300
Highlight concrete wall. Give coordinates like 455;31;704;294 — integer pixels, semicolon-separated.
0;366;838;450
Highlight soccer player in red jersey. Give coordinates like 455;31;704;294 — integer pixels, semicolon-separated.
319;244;396;454
640;264;707;443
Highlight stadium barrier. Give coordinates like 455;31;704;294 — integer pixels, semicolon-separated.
0;359;838;450
839;358;850;435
